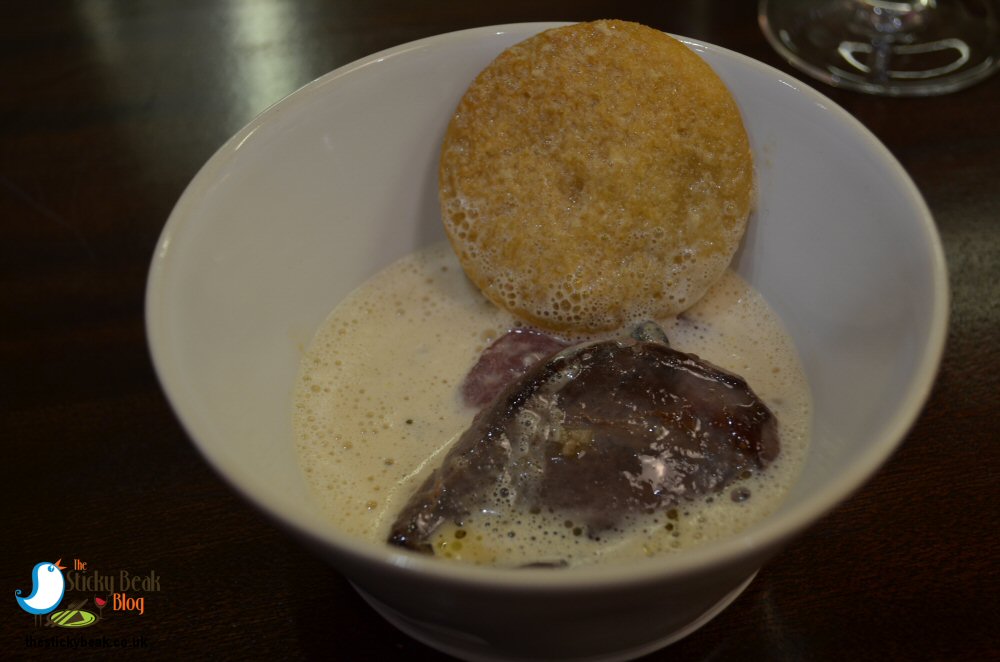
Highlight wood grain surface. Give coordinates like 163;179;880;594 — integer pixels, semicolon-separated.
3;1;997;660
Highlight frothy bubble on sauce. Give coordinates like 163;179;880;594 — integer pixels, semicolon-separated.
293;242;811;567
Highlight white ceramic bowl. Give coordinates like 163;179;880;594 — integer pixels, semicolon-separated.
146;23;948;661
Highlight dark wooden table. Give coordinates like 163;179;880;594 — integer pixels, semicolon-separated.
3;2;997;659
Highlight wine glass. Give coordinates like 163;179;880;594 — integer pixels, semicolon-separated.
94;595;108;620
759;0;1000;96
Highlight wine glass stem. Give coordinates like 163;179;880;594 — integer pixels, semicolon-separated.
872;36;892;83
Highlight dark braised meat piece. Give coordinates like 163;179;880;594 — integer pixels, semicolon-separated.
388;322;779;554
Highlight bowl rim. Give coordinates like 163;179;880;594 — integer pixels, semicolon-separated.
146;21;950;590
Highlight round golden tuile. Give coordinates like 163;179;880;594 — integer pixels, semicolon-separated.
439;20;754;333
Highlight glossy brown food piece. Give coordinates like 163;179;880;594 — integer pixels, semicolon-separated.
388;323;778;554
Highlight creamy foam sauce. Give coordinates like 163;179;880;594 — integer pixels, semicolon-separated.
293;242;810;567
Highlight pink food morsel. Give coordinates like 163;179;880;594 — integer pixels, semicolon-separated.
460;328;569;408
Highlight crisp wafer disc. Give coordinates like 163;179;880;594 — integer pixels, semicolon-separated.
439;20;754;333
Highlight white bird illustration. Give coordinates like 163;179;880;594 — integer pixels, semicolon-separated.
15;559;66;616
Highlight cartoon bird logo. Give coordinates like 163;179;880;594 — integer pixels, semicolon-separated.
15;559;67;615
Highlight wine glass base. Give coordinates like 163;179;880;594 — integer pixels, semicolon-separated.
759;0;1000;96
